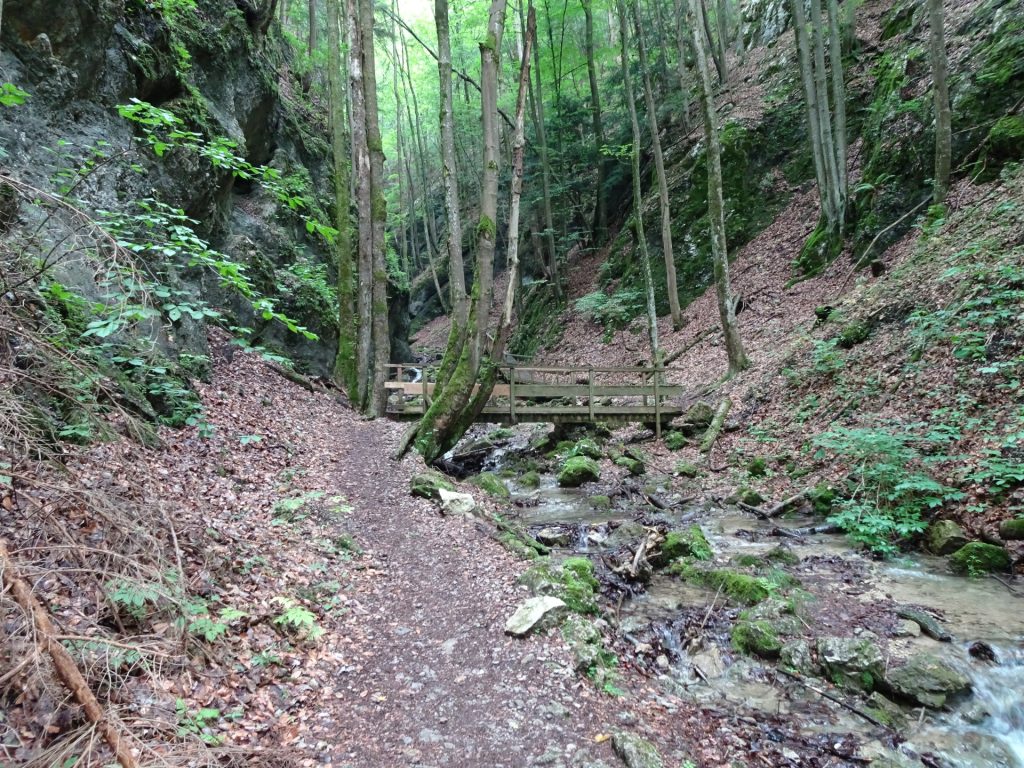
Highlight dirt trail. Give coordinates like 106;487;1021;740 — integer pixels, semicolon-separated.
316;417;617;766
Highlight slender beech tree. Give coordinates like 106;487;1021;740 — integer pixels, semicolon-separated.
327;0;357;397
411;0;511;462
527;10;559;294
347;0;373;410
581;0;609;243
617;0;661;366
690;0;748;374
791;0;847;258
673;0;693;131
435;0;468;390
360;0;390;417
302;0;319;92
634;2;682;329
928;0;951;203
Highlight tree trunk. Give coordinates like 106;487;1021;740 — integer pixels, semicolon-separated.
673;0;692;131
634;3;682;330
347;0;372;410
412;0;509;463
809;0;841;232
529;14;559;295
582;0;609;244
827;0;847;218
928;0;951;203
359;0;390;416
791;0;828;210
701;0;724;85
618;0;660;366
327;0;357;396
303;0;318;92
715;0;729;84
689;0;748;374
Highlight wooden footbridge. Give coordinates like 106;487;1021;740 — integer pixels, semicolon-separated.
385;364;685;435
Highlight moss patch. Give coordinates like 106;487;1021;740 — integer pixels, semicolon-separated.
949;542;1011;575
558;456;601;487
469;471;510;499
519;557;600;614
732;619;782;658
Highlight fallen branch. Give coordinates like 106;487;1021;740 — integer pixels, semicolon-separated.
266;362;327;394
664;327;717;366
0;541;141;768
776;668;892;731
700;398;732;454
740;489;810;520
771;523;841;538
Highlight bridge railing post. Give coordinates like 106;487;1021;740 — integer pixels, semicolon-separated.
509;365;516;424
588;368;595;420
654;366;662;439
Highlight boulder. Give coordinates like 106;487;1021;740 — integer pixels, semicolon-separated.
649;525;712;566
504;596;568;637
535;526;571;547
611;732;664;768
732;619;783;658
614;456;645;476
926;520;969;555
999;518;1024;540
895;607;951;642
468;471;510;499
438;488;477;517
570;438;604;460
949;542;1011;575
679;402;715;436
883;653;971;708
410;470;455;500
561;615;604;673
780;640;816;675
558;456;601;487
817;637;884;691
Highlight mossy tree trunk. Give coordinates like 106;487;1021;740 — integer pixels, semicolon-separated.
928;0;951;203
618;0;661;366
327;0;358;398
700;0;725;85
673;0;693;131
690;0;748;374
434;0;468;389
413;0;510;463
634;2;682;330
360;0;390;417
347;0;372;411
528;8;559;296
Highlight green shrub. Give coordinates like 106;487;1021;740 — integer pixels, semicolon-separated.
814;427;963;555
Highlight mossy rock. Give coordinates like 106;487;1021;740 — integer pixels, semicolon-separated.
410;471;455;500
651;525;712;566
561;614;604;673
738;487;765;506
986;115;1024;162
817;636;884;692
674;461;701;479
614;456;645;476
518;557;599;614
949;542;1011;575
764;546;800;566
589;494;612;510
836;321;871;349
558;456;601;487
926;520;969;555
669;564;771;605
679;402;715;435
807;483;837;516
570;438;604;460
663;431;688;451
519;470;541;489
732;619;782;658
469;471;510;499
883;653;971;708
999;518;1024;541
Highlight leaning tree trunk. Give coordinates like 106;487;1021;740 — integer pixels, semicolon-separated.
690;0;748;374
412;0;509;462
327;0;357;397
529;17;559;295
618;0;661;366
928;0;951;203
634;2;682;330
673;0;693;131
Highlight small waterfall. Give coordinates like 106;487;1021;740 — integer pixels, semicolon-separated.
966;645;1024;767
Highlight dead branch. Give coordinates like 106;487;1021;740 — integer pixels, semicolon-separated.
776;668;892;731
664;327;717;366
740;489;810;520
700;398;732;454
0;540;141;768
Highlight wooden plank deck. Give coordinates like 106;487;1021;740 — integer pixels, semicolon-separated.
385;363;685;433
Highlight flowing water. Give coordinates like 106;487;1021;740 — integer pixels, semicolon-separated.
505;473;1024;767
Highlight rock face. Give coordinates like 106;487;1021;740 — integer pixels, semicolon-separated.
926;520;969;555
504;596;568;637
611;732;664;768
558;456;601;487
884;653;971;708
948;542;1011;574
817;637;884;691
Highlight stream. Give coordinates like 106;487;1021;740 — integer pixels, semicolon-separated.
498;463;1024;768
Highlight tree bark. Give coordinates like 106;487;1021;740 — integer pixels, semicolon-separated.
529;12;559;295
347;0;372;411
700;0;724;84
359;0;390;416
327;0;357;397
673;0;692;131
809;0;841;232
827;0;848;218
634;3;682;330
302;0;318;92
928;0;951;203
690;0;748;374
582;0;609;244
618;0;661;366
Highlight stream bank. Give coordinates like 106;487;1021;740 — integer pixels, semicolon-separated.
430;422;1024;768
